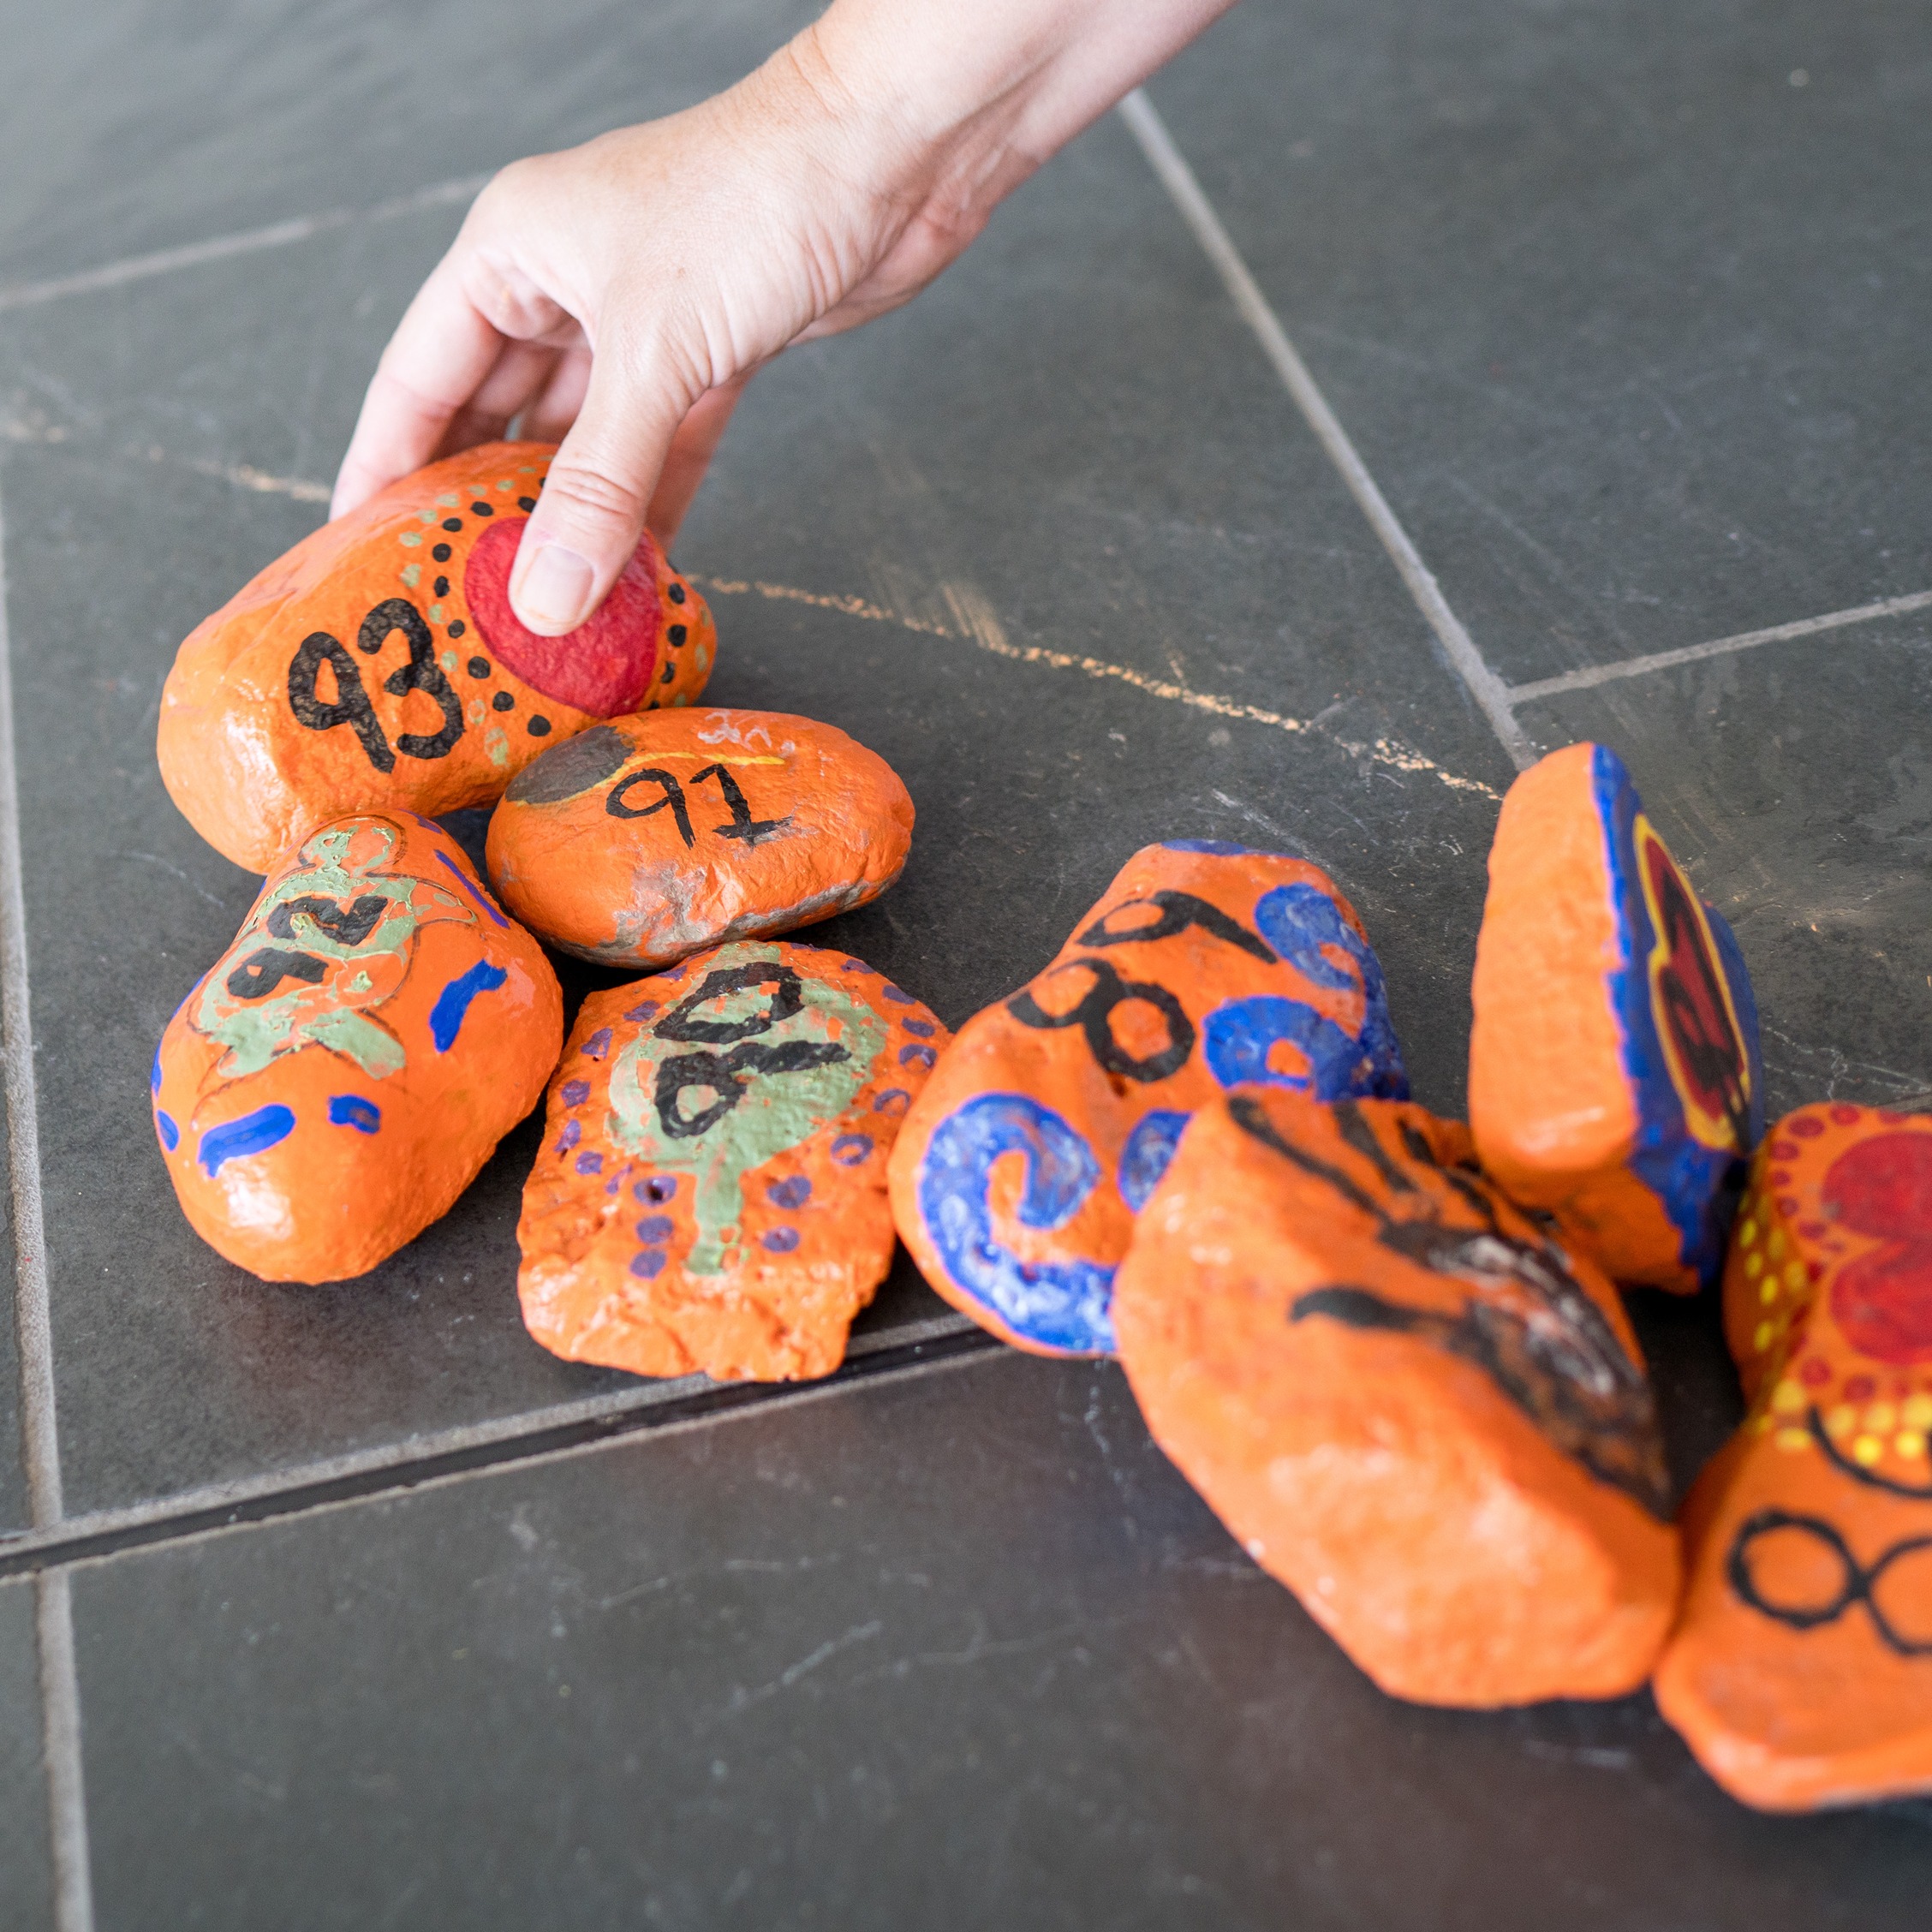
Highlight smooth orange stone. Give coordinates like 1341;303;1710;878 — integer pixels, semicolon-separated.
888;842;1407;1357
485;708;913;968
150;813;562;1283
1113;1088;1680;1708
1654;1104;1932;1810
517;941;947;1382
1470;742;1763;1292
158;441;715;872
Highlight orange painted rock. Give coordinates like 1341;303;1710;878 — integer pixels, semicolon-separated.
517;941;948;1382
1654;1105;1932;1810
1470;742;1763;1292
150;812;562;1283
887;842;1407;1356
158;441;715;872
1113;1088;1680;1707
485;709;913;968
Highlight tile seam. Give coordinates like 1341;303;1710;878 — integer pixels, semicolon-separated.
1117;89;1533;772
1505;587;1932;701
0;173;487;315
0;469;93;1931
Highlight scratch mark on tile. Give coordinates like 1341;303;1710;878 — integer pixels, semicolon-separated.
720;1619;884;1719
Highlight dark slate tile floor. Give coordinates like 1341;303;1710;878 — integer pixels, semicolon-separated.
3;0;1930;1925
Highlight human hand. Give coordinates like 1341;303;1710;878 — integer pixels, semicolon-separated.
331;0;1236;635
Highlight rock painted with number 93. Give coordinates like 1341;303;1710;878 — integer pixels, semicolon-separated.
1655;1104;1932;1810
1114;1088;1679;1708
151;814;562;1283
486;708;913;968
887;841;1409;1357
158;441;715;872
1470;741;1763;1292
517;942;948;1383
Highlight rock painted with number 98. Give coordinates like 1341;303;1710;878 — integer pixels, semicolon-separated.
1655;1104;1932;1810
517;942;948;1383
1114;1088;1679;1708
886;841;1408;1356
158;442;715;872
1470;741;1763;1292
486;708;913;968
151;814;562;1282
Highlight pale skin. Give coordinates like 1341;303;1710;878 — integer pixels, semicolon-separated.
331;0;1237;636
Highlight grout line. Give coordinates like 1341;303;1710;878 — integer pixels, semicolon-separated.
1505;587;1932;702
0;472;92;1928
0;480;60;1527
0;1323;998;1582
0;174;487;316
1117;90;1534;773
34;1573;92;1932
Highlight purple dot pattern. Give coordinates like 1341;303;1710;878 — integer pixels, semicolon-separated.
636;1176;677;1204
900;1018;937;1038
629;1249;667;1279
556;1118;581;1155
873;1088;910;1116
574;1151;604;1175
842;960;870;973
580;1026;613;1059
761;1227;801;1254
635;1215;674;1243
766;1175;812;1209
832;1133;874;1166
899;1044;938;1070
882;985;914;1004
623;1001;659;1023
560;1078;591;1106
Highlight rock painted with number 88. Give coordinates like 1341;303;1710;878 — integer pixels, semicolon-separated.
158;442;714;872
887;841;1408;1356
151;814;562;1282
517;942;948;1382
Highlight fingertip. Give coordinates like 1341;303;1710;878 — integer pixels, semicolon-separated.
509;534;599;636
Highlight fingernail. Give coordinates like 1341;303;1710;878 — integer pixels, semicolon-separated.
514;540;595;634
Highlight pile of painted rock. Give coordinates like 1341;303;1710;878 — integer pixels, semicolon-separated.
150;445;1930;1816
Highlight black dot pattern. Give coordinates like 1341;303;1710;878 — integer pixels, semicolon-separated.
432;543;451;562
668;624;687;647
471;501;492;516
660;662;675;684
667;583;687;605
517;496;536;512
442;517;463;532
529;717;552;736
492;690;515;713
468;657;491;679
448;620;466;639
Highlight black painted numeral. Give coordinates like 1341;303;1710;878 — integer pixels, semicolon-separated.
287;601;463;769
288;633;396;772
689;763;790;844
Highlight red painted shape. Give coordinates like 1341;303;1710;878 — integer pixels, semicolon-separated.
464;518;659;717
1826;1133;1932;1365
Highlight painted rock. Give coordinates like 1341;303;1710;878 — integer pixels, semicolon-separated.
1113;1088;1680;1707
887;841;1407;1357
485;709;913;968
1654;1105;1932;1810
517;942;947;1382
151;812;563;1282
1470;741;1763;1293
158;441;715;872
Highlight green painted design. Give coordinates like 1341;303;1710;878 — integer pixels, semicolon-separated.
436;492;459;508
429;603;446;624
485;725;510;768
194;820;473;1081
399;532;422;548
440;648;459;674
606;944;886;1274
401;563;422;589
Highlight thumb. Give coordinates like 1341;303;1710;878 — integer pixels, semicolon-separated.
510;340;689;636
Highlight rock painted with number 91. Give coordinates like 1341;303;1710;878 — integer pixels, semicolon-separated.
158;442;715;873
486;708;913;968
1655;1104;1932;1810
887;841;1409;1356
151;814;562;1282
1470;741;1763;1292
517;942;948;1383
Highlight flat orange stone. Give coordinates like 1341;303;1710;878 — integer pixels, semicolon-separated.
151;812;562;1283
1655;1104;1932;1810
888;841;1407;1356
485;708;913;967
517;941;948;1382
158;440;715;872
1470;742;1763;1292
1113;1088;1680;1708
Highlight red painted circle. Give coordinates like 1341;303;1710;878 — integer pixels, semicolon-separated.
1831;1104;1863;1127
1790;1116;1825;1139
463;517;660;718
1826;1133;1932;1365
